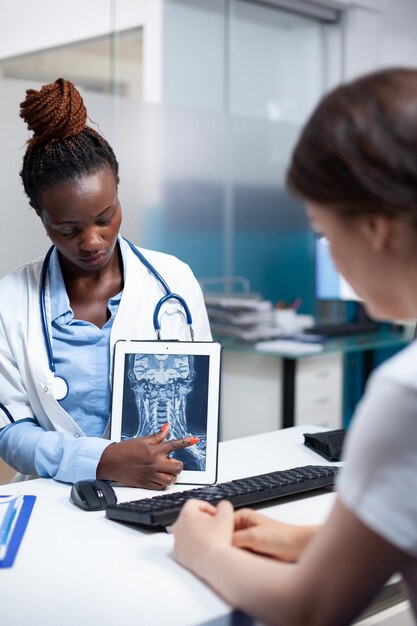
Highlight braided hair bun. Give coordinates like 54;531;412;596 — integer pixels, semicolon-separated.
19;77;119;207
20;77;87;149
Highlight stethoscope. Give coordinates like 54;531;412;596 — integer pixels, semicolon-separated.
39;237;194;401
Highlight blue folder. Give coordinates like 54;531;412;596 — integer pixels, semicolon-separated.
0;495;36;568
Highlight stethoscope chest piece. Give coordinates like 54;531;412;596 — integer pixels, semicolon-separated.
52;376;69;401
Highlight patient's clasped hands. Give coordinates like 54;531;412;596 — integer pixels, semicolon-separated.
172;499;318;576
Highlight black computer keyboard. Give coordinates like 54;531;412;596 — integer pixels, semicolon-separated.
105;464;339;528
304;321;380;337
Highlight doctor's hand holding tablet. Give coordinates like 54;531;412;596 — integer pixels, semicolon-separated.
0;78;211;488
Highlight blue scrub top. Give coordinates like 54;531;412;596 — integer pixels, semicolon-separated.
49;240;127;436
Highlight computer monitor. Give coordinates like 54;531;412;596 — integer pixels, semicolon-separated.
314;237;388;334
315;236;360;302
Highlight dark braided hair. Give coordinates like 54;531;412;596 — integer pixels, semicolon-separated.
20;77;119;208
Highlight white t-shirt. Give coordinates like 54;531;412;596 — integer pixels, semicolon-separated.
337;339;417;617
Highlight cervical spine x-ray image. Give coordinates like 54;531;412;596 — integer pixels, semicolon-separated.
121;353;209;470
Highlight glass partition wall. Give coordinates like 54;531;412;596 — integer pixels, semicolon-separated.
0;0;339;315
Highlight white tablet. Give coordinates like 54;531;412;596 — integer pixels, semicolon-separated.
110;340;222;485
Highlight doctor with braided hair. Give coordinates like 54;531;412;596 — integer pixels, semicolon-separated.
0;78;211;488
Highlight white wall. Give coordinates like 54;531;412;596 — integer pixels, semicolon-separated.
380;0;417;68
0;0;417;278
0;79;46;272
339;0;417;80
159;0;417;111
1;1;417;101
162;0;225;111
161;0;324;123
0;0;163;103
0;0;146;59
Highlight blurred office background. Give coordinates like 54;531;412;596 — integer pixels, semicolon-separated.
3;0;415;314
0;0;416;446
1;0;416;310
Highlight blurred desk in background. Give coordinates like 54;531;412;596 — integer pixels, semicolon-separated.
218;327;414;441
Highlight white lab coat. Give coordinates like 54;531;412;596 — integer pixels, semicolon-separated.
0;243;212;436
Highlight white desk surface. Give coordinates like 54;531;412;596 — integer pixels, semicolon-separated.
0;426;338;626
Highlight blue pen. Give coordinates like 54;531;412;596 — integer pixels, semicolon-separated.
0;494;24;560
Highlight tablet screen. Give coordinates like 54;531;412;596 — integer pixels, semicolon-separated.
121;352;209;471
110;341;222;484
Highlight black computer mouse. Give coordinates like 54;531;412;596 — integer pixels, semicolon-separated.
70;479;117;511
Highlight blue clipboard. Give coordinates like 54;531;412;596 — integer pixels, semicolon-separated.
0;495;36;568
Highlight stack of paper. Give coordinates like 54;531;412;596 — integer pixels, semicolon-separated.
255;339;324;355
205;294;282;342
